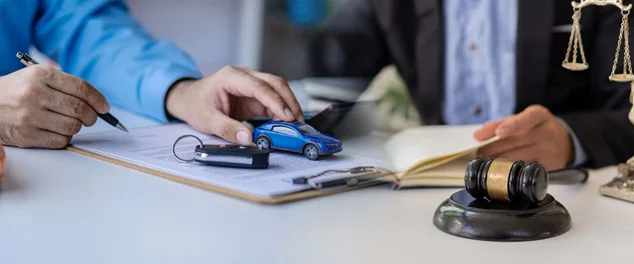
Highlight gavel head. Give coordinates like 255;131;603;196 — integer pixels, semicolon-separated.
465;156;548;205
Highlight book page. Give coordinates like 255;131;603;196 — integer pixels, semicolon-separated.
385;125;498;176
70;124;386;198
403;154;476;185
383;152;478;188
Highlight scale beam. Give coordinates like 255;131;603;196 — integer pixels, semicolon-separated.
571;0;632;11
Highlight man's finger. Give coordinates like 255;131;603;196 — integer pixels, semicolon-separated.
208;111;253;145
43;89;99;126
477;133;537;158
489;144;540;165
42;68;110;114
31;130;72;149
218;66;295;121
36;111;84;136
474;119;507;141
490;144;561;171
237;67;304;122
495;105;550;138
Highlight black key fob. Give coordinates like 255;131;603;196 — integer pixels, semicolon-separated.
194;144;270;169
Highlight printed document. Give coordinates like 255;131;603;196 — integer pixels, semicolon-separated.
70;124;385;198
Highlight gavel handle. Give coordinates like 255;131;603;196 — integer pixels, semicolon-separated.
548;168;589;185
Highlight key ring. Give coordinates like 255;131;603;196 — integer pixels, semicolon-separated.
172;134;204;163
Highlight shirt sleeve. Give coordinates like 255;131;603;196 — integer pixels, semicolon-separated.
32;0;202;122
556;117;589;168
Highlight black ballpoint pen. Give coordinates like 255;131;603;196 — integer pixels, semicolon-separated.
16;52;128;133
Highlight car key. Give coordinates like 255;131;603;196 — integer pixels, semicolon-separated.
172;135;270;169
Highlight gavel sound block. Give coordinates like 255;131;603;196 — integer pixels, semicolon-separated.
433;157;572;242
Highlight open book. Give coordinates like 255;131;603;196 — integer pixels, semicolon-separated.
383;125;499;189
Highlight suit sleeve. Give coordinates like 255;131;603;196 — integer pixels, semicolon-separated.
33;0;202;122
307;0;390;77
559;109;634;168
558;3;634;168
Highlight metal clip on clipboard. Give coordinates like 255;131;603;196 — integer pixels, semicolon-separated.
292;166;384;190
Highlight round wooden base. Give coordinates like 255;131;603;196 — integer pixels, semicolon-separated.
433;190;572;242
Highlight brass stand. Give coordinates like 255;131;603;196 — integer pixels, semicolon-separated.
600;162;634;203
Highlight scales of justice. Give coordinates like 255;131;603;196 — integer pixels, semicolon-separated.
562;0;634;203
432;0;634;242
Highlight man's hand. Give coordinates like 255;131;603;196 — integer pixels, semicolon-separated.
165;66;304;145
473;105;575;171
0;65;110;148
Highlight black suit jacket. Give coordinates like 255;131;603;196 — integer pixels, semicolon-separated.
309;0;634;168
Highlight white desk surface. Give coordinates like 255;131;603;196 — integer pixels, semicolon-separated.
1;108;633;264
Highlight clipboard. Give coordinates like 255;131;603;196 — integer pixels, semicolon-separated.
67;145;393;204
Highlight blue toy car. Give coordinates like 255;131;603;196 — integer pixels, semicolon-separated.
253;121;342;160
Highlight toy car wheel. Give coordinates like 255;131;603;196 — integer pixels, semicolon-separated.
256;136;270;150
303;144;319;160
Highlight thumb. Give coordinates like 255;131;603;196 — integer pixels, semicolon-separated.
208;113;253;145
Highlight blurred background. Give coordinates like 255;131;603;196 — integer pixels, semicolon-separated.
127;0;328;78
124;0;419;131
131;0;417;130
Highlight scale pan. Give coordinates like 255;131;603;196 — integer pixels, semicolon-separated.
609;74;634;82
562;62;589;71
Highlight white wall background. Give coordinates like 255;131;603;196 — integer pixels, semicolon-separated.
125;0;264;75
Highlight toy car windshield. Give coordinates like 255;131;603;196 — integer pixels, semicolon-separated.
297;124;319;135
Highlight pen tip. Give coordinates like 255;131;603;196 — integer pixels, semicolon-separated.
116;123;129;133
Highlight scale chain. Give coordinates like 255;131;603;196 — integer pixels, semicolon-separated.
575;12;587;66
611;11;627;77
572;14;580;65
563;11;576;64
624;13;632;76
562;9;588;71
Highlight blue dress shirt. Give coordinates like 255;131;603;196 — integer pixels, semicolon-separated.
443;0;588;166
0;0;202;122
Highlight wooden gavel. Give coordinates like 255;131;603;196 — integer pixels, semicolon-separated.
465;157;549;206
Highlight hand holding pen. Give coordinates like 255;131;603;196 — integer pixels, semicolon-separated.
0;52;126;149
17;52;128;133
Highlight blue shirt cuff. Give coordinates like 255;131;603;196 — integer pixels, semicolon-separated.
556;117;589;167
140;65;202;123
